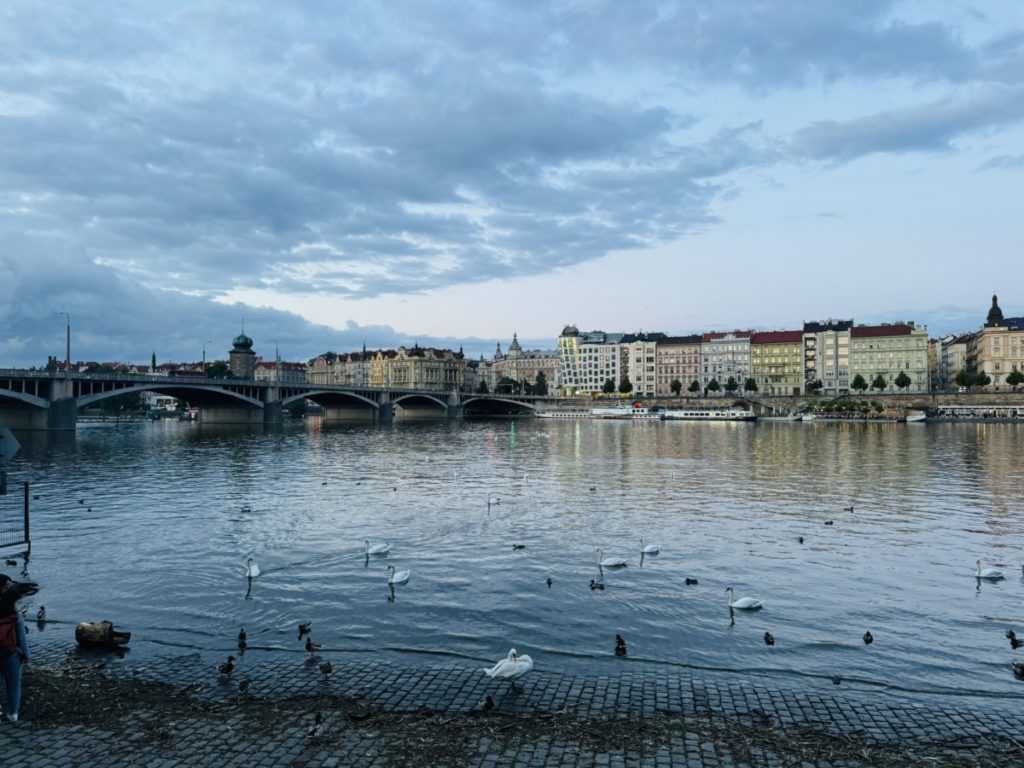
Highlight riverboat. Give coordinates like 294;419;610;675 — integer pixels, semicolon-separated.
536;408;592;419
591;405;664;419
661;406;756;421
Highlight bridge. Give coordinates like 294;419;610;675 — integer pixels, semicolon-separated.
0;370;550;431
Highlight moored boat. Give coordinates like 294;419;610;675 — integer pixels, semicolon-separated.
591;404;664;419
661;407;756;421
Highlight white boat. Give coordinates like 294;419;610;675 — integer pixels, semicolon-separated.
905;410;926;423
661;407;756;421
536;409;591;419
591;405;663;419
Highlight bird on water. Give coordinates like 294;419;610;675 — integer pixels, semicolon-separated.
218;656;235;676
763;632;775;646
863;631;874;646
298;621;312;638
237;628;247;649
615;634;628;657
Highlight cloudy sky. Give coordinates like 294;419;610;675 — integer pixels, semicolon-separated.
2;1;1022;367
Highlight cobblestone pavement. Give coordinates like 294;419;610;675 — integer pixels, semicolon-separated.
3;640;1023;767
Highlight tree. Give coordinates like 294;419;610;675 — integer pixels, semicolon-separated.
602;378;616;395
476;379;489;394
533;371;548;396
806;379;823;394
870;374;887;392
706;378;721;395
688;379;701;394
618;375;633;395
207;361;230;379
744;377;758;393
496;376;518;394
894;371;912;391
954;369;973;389
1007;370;1024;391
670;378;682;396
976;371;991;388
724;376;739;394
851;374;868;393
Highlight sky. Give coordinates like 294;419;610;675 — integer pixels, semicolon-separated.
1;0;1022;367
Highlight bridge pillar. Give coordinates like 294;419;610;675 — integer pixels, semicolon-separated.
322;406;376;422
47;398;78;431
199;407;263;425
0;407;49;430
447;404;463;420
377;402;393;424
263;400;283;427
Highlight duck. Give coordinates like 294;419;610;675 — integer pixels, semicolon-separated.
640;539;660;555
763;632;775;646
482;648;534;690
487;496;501;507
843;506;854;512
824;521;834;526
797;536;804;544
725;586;763;610
387;564;410;585
1011;637;1024;650
589;579;605;590
305;637;322;656
614;634;628;657
976;560;1004;580
365;540;391;556
685;577;699;586
597;549;628;568
306;712;325;738
240;505;252;514
298;621;312;638
546;577;553;588
512;544;526;550
36;606;46;622
237;677;251;700
1013;662;1024;680
481;695;495;713
320;660;333;675
832;675;843;686
218;656;235;676
237;628;247;649
863;631;874;645
244;557;260;578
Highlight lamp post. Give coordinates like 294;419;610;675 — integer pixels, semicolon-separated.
202;340;212;375
270;339;280;382
57;312;70;377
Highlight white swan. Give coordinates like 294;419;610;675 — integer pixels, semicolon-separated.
726;586;763;610
976;560;1005;580
245;557;260;578
365;539;391;555
597;548;628;568
482;648;534;686
641;539;660;555
387;564;410;584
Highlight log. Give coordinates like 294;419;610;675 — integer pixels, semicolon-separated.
75;620;131;648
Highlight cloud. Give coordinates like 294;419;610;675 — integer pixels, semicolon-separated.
792;86;1024;163
976;153;1024;171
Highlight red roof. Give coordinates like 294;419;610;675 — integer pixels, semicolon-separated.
851;324;913;338
751;330;803;344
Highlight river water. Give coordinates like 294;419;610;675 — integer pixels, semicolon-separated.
5;417;1023;698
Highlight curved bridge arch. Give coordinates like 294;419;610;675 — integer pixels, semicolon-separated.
391;393;449;410
0;389;49;410
280;390;379;409
77;383;264;410
461;396;538;412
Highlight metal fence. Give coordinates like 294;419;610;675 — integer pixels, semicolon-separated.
0;479;30;551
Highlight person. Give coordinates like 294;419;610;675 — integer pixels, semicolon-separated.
0;573;29;723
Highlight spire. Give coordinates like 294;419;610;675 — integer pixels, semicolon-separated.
986;294;1005;327
509;332;522;353
495;341;502;360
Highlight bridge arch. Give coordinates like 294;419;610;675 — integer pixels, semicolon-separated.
77;383;264;409
391;393;449;410
0;389;49;410
280;390;379;410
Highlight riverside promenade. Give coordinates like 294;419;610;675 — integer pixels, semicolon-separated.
3;639;1023;767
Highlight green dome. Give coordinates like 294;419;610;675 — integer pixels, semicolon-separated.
232;333;254;351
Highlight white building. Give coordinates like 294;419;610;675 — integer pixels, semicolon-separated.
700;331;752;393
803;320;852;395
557;326;624;396
620;333;665;398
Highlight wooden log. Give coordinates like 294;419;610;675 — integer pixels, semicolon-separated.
75;620;131;647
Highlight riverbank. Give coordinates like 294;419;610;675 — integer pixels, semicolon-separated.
5;641;1023;767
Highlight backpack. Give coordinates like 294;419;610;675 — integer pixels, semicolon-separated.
0;613;18;655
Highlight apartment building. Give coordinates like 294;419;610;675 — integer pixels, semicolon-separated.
966;295;1024;390
557;326;624;396
493;334;560;393
700;331;752;392
654;335;702;396
750;330;804;396
849;322;929;394
803;320;852;395
621;332;665;397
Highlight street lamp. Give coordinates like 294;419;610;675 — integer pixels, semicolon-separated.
202;340;212;375
57;312;70;377
270;339;280;381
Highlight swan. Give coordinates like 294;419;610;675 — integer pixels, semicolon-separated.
976;560;1005;580
640;539;660;555
725;586;763;610
482;648;534;688
245;557;260;578
597;549;628;568
365;539;391;555
387;564;410;584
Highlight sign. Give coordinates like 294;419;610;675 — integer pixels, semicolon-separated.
0;428;20;465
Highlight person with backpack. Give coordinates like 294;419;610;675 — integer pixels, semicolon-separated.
0;573;29;723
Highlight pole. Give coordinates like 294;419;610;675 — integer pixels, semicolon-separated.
23;481;31;553
58;312;71;377
202;340;212;374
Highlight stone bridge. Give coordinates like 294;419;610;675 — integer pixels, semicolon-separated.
0;370;550;431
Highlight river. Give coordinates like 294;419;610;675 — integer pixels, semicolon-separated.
4;417;1023;698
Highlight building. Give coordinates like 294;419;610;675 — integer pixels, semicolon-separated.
492;334;560;394
254;360;308;384
938;334;971;392
557;326;625;396
966;295;1024;390
228;331;256;379
803;320;852;395
700;331;752;393
750;330;804;396
849;322;929;394
654;335;702;396
620;332;665;398
368;345;466;392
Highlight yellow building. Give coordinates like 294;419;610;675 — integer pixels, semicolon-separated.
368;345;466;392
967;295;1024;390
750;331;804;396
849;322;929;394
